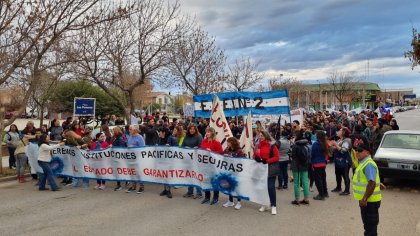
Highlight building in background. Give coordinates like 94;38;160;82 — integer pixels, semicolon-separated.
379;88;415;106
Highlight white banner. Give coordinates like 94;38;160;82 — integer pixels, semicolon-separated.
209;96;233;149
27;145;269;205
239;112;254;158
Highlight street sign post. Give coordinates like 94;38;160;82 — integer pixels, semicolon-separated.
74;98;96;117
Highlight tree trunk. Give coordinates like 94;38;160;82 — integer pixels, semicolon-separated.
0;118;4;174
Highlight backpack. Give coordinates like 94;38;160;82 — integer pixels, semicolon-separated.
269;140;281;158
295;144;311;167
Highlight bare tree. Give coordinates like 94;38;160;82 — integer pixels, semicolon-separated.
71;0;187;122
0;0;124;173
327;71;360;110
404;27;420;70
225;57;263;91
162;26;226;95
269;75;303;109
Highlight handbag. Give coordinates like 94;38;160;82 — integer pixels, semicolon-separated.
268;162;281;177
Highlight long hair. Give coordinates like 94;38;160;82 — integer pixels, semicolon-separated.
205;127;216;140
174;125;184;139
227;137;240;150
186;124;199;137
38;133;49;146
259;130;273;141
8;124;19;133
316;130;327;155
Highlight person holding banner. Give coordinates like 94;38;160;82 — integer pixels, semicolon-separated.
37;134;65;191
125;125;146;194
253;130;279;215
158;127;177;198
182;124;203;199
90;133;110;190
223;137;246;210
111;127;127;191
201;127;223;205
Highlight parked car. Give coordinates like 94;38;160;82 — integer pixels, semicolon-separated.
374;130;420;182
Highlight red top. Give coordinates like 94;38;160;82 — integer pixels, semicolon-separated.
201;139;224;154
90;141;110;151
254;140;279;164
75;128;85;137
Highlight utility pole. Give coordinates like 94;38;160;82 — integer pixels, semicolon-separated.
317;80;322;111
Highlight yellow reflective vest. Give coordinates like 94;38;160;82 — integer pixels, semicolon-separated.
352;157;382;202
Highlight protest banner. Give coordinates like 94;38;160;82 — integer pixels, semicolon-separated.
183;104;195;117
209;96;233;148
193;90;290;118
26;145;270;205
239;111;254;158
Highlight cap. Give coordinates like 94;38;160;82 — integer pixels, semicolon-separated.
356;143;370;152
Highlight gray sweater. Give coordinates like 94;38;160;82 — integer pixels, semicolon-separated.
181;134;203;148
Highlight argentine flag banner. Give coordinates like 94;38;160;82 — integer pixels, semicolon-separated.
27;145;270;205
193;90;290;118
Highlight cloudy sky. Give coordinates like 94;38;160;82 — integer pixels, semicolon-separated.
179;0;420;94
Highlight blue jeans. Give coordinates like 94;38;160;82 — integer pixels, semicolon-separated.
277;161;289;187
268;176;276;207
38;161;58;190
73;178;90;188
187;186;202;195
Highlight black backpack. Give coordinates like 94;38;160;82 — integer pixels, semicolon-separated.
294;144;310;167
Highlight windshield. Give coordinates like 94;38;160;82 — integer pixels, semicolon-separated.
381;134;420;150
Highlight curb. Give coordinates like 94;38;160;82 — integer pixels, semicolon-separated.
0;173;32;183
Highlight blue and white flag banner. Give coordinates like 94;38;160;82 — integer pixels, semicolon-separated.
28;145;270;205
193;90;290;118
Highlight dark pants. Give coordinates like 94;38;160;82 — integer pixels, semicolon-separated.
335;165;350;192
268;176;276;207
360;201;381;236
308;166;315;188
7;147;16;168
277;161;288;187
97;180;105;185
314;166;328;197
38;161;58;190
229;196;241;202
204;191;219;200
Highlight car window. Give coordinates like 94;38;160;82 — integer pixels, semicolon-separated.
381;134;420;150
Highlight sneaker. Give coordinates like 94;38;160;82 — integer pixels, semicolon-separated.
160;190;168;196
331;188;342;193
299;200;310;205
52;187;61;191
166;191;172;199
282;185;288;190
210;199;219;205
136;188;144;194
291;200;300;206
271;207;277;215
201;198;210;204
114;185;122;191
126;187;135;193
223;201;235;208
94;184;100;190
313;195;325;201
259;206;268;212
183;193;193;198
339;191;350;196
324;194;329;198
193;194;203;199
99;184;105;190
234;202;242;210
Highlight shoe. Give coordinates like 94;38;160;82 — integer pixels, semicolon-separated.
223;201;235;208
271;207;277;215
39;188;50;191
94;184;100;190
194;194;203;199
61;179;67;184
299;200;310;205
282;185;288;190
114;185;122;191
339;191;350;196
201;198;210;204
331;188;342;193
160;190;168;196
65;181;73;186
52;187;61;191
234;202;242;210
276;186;282;190
313;195;325;201
99;184;105;190
210;199;219;205
324;193;329;198
183;193;193;198
126;187;135;193
259;205;267;212
166;191;172;198
291;200;300;206
136;188;144;194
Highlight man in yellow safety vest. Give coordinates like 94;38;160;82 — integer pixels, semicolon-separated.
352;143;385;236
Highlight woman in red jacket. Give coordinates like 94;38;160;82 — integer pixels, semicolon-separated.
90;132;110;190
254;130;280;215
201;127;223;205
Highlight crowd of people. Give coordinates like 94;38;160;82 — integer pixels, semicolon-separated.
3;109;392;217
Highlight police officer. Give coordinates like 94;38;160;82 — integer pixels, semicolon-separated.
352;143;385;236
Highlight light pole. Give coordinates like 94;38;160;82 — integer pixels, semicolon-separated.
317;80;322;111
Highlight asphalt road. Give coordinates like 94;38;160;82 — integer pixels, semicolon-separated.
1;109;420;236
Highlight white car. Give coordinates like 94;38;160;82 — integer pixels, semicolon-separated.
373;130;420;181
